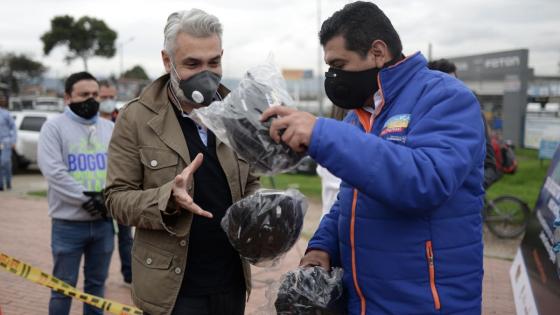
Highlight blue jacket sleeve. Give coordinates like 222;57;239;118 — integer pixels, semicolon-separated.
308;85;484;214
307;197;341;267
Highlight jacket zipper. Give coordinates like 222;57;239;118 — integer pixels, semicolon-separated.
350;189;366;315
350;76;386;315
426;241;441;310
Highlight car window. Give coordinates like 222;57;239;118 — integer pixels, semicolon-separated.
20;116;47;132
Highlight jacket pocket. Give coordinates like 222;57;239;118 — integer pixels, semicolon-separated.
426;240;441;311
131;240;175;307
139;147;179;188
133;241;173;269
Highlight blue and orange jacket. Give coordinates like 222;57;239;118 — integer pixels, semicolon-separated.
307;52;485;315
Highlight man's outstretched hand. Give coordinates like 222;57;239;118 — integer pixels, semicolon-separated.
171;153;213;218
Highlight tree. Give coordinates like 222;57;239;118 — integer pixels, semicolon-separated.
41;15;117;71
0;53;47;94
122;65;149;80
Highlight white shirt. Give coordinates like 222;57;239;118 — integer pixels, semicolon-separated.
363;90;383;114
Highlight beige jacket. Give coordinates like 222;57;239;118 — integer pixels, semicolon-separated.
105;74;260;315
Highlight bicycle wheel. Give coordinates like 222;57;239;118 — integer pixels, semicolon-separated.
485;195;531;239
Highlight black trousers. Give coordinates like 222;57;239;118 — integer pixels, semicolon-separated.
168;286;245;315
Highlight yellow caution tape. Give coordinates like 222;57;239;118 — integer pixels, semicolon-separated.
0;251;143;315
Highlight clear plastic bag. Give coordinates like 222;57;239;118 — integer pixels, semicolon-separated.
192;62;305;175
275;266;346;315
221;188;308;266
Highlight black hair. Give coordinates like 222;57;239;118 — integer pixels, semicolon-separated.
64;71;98;95
428;58;457;74
319;1;402;58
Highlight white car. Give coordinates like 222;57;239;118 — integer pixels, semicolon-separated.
10;110;58;171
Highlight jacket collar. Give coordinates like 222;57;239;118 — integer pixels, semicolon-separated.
138;73;230;114
140;74;231;164
378;52;427;105
139;74;242;200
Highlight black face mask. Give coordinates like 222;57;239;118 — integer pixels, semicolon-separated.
324;67;380;110
173;67;221;106
324;55;404;109
69;97;99;119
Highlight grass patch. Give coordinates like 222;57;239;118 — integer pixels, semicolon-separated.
261;173;321;199
27;190;47;198
261;148;551;210
486;148;550;209
26;148;547;211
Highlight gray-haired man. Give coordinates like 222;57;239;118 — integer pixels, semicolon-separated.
105;9;259;315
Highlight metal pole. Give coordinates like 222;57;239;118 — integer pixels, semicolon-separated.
428;42;433;61
119;42;123;78
119;37;135;78
317;0;324;116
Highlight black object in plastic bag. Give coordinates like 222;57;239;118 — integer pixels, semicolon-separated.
192;63;305;175
221;189;307;266
275;267;346;315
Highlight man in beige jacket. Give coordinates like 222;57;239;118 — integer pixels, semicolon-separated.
105;9;259;315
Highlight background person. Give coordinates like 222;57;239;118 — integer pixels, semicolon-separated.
0;96;16;191
38;71;114;315
428;58;501;189
97;80;133;285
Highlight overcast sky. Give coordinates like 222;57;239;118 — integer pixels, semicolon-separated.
1;0;559;80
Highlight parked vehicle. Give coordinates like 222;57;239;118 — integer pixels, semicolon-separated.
9;96;64;112
10;110;58;171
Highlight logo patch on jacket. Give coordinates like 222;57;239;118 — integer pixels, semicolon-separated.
380;114;410;143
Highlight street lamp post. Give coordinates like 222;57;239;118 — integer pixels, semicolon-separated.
317;0;324;116
119;37;135;78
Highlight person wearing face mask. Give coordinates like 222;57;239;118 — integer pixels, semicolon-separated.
262;2;485;314
104;9;260;315
97;80;134;287
37;72;115;315
98;80;118;121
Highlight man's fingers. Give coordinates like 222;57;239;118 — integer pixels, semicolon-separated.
289;134;309;153
299;251;330;270
173;154;211;218
300;258;325;268
269;116;291;143
287;136;303;153
173;190;213;218
260;106;297;122
174;189;192;204
184;202;213;218
280;126;295;145
174;174;185;187
280;126;308;153
185;153;204;174
304;260;330;271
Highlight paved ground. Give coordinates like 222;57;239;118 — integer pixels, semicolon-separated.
0;172;517;314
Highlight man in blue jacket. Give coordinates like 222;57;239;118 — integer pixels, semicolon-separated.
262;2;485;314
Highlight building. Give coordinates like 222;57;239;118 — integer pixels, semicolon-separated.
447;49;560;148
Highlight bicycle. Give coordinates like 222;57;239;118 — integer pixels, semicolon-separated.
483;195;531;239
